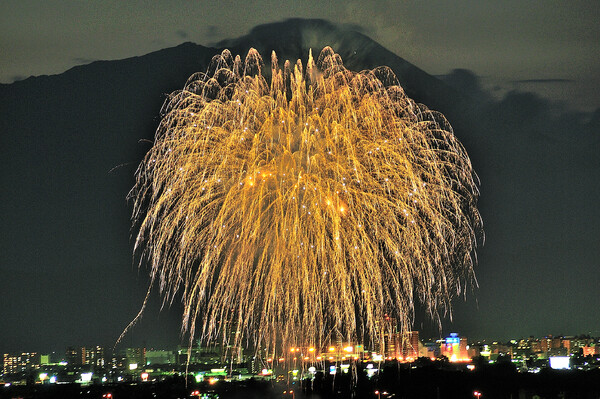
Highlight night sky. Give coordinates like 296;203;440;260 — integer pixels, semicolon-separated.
1;1;599;354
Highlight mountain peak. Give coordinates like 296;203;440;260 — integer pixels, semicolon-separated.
213;18;460;112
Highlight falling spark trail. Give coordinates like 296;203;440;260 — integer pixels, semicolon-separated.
124;47;482;356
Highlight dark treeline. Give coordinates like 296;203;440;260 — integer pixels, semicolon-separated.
3;361;600;399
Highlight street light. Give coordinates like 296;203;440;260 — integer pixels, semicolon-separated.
473;391;482;398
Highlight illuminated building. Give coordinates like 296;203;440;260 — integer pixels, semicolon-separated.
125;347;146;368
82;346;105;367
39;354;50;365
512;339;532;360
66;347;81;366
540;336;562;355
441;333;469;361
549;356;570;370
375;315;399;359
400;331;420;361
467;344;480;359
177;344;222;365
582;345;597;357
561;339;571;353
317;343;364;362
222;320;244;363
2;352;39;374
422;341;441;358
145;350;176;365
383;332;397;359
530;340;542;355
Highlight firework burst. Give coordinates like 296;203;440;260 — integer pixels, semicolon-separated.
125;47;482;356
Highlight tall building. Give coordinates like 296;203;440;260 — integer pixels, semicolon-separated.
422;341;441;358
145;350;176;365
82;346;105;368
66;347;81;366
400;331;420;360
441;333;469;361
2;352;39;374
375;315;398;359
382;331;397;359
582;345;597;356
222;320;243;363
513;339;532;360
125;347;146;367
541;336;562;354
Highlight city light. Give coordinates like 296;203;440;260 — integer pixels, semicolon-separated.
2;331;599;396
549;356;570;370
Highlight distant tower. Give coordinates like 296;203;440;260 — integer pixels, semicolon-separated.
125;347;146;367
66;347;82;366
401;331;420;360
441;333;463;361
377;314;398;359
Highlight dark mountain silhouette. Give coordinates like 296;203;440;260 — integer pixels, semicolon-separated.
0;18;598;352
216;18;462;114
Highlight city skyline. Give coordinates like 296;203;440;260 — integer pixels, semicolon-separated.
4;329;599;370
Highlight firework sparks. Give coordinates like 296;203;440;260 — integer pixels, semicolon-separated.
125;47;482;356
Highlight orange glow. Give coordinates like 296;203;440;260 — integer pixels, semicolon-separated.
128;47;482;357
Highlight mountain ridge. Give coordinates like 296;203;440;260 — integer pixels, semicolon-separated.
1;19;463;117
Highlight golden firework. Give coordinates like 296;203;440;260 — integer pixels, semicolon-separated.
126;47;482;356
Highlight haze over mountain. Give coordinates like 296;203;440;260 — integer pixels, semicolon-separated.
1;19;598;353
